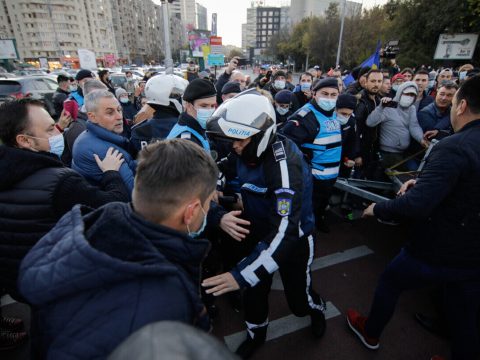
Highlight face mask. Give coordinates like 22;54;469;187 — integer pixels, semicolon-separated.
336;114;350;125
276;106;289;115
120;97;129;104
188;205;207;238
48;133;65;157
316;97;336;111
196;107;215;129
274;80;285;90
459;71;467;81
428;80;435;89
68;85;77;92
399;95;414;108
392;84;399;92
301;82;312;91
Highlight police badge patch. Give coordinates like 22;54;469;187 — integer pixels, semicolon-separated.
274;188;295;217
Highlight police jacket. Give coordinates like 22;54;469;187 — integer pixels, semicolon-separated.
130;105;180;151
52;87;69;120
281;100;342;180
19;202;210;359
167;112;210;152
374;119;480;268
354;89;381;159
229;135;315;288
72;121;137;193
0;146;129;299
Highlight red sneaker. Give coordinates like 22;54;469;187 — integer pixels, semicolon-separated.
346;309;380;350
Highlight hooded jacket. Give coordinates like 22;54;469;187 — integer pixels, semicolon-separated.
0;146;129;299
366;81;424;153
19;202;210;360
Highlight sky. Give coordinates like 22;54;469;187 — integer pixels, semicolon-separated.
154;0;388;47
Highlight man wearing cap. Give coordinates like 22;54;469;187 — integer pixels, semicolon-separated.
366;81;428;170
167;78;217;152
336;94;358;176
70;69;94;108
263;70;288;99
274;90;293;128
52;74;74;120
221;81;241;102
281;78;340;233
391;73;405;97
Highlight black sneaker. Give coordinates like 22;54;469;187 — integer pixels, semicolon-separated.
0;331;28;351
235;326;267;359
0;316;24;332
310;309;326;338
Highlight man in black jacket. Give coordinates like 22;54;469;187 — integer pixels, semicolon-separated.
347;75;480;360
52;73;73;120
0;99;130;304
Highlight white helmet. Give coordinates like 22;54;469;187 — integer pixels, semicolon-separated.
145;74;189;113
207;88;276;161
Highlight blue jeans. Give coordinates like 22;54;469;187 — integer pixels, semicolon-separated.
365;248;480;360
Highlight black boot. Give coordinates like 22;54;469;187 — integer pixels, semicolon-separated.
235;325;267;359
310;309;326;338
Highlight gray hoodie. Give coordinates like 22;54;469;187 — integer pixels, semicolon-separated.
366;81;424;153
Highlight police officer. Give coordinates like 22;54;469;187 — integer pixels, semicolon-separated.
281;78;341;233
130;74;188;151
167;78;217;152
203;89;326;359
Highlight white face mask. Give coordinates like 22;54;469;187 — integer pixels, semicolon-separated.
274;80;285;90
336;114;350;125
276;106;289;115
399;95;414;108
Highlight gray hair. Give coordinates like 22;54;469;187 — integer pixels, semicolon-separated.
85;89;116;113
83;79;108;96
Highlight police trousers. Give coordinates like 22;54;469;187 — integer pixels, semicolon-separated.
244;234;324;326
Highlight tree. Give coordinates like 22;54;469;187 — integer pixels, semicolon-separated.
228;48;243;60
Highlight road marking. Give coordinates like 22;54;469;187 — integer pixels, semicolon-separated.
1;294;16;307
224;301;341;351
272;245;374;290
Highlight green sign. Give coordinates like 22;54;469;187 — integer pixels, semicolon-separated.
208;54;225;66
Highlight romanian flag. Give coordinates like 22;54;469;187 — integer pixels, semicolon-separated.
343;41;381;86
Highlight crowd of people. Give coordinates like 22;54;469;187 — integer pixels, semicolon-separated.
0;56;479;360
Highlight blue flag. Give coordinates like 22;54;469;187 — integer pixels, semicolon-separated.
343;41;381;86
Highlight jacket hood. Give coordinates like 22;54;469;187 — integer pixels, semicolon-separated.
0;146;64;191
19;203;209;305
393;81;418;102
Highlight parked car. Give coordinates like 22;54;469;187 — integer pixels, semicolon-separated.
0;76;58;116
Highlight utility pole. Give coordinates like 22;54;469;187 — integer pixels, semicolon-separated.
162;0;173;74
335;0;346;68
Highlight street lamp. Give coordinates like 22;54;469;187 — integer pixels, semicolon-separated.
161;0;175;74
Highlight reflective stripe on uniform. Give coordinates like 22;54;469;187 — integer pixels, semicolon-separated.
313;134;342;145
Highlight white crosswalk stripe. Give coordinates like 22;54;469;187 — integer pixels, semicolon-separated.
224;301;341;351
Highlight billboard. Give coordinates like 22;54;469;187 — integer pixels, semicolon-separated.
434;33;478;60
188;30;211;57
210;36;223;54
0;39;18;59
78;49;97;70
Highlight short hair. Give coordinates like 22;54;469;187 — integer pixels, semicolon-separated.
414;69;429;78
84;89;116;113
365;69;382;80
455;75;480;114
83;79;108;96
300;72;313;81
401;68;414;75
437;80;458;91
125;71;132;75
98;69;109;78
0;99;45;146
133;139;219;222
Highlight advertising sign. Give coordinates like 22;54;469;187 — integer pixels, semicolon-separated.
210;36;223;54
0;39;18;59
78;49;97;70
188;30;211;57
434;33;478;60
208;54;225;66
39;57;48;68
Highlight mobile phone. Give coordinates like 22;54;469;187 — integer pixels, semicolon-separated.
237;58;247;66
383;100;398;108
265;70;272;79
63;99;78;119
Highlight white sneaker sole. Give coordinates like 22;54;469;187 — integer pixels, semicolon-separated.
347;316;380;350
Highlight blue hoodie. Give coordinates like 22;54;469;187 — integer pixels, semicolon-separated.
19;202;210;360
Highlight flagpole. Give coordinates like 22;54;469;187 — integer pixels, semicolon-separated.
335;0;346;68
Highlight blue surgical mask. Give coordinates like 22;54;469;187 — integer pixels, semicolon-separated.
300;82;312;91
316;97;336;111
274;80;285;90
68;85;77;92
188;205;207;238
48;133;65;157
196;108;215;129
120;97;129;104
276;106;289;115
336;114;350;125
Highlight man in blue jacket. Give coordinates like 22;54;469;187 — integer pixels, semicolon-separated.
19;139;219;360
72;90;137;193
347;75;480;360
